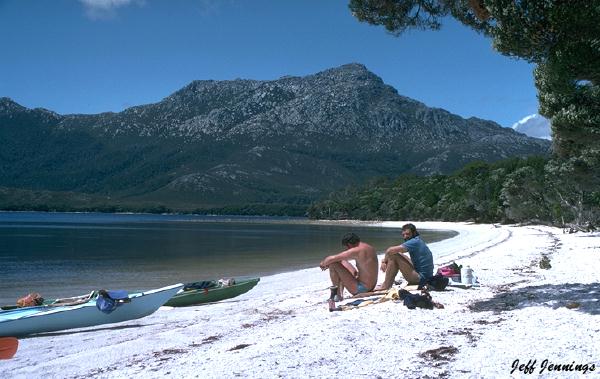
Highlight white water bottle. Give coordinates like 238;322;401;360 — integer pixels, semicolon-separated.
461;265;474;284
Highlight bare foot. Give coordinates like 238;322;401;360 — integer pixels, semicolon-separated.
374;284;390;291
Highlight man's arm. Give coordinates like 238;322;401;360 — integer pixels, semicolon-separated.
380;244;408;272
320;247;359;270
385;244;407;257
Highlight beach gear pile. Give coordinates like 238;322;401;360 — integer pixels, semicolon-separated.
331;261;480;312
437;261;480;286
182;278;236;291
332;287;444;311
16;293;44;308
183;281;218;291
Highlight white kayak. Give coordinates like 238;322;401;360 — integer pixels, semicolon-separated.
0;283;183;337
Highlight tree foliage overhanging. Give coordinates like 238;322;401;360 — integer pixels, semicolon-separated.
344;0;600;227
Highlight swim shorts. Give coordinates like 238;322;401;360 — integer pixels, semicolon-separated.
356;281;369;294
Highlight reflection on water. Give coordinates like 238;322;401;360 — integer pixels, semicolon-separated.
0;212;456;304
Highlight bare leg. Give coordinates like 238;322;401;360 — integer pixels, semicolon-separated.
328;262;359;296
380;254;420;289
329;269;343;297
339;260;356;296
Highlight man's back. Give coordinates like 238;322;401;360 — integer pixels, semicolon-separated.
355;242;378;289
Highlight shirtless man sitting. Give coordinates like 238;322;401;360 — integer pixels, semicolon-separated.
319;233;378;299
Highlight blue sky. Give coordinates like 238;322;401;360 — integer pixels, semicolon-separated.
0;0;539;127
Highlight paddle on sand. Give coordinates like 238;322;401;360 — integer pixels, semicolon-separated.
0;337;18;359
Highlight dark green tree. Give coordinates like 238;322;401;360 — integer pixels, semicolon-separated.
500;166;551;222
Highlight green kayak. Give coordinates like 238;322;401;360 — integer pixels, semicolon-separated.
164;277;260;307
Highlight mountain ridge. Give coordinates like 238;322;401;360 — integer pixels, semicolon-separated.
0;63;551;214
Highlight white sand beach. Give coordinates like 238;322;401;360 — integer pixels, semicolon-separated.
2;222;599;378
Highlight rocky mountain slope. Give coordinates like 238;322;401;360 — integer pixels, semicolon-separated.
0;64;551;213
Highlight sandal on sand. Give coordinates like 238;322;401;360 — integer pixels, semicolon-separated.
326;286;343;302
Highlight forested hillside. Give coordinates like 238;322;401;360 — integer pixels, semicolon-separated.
308;156;598;228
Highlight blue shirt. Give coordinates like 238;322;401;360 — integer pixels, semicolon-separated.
402;236;434;280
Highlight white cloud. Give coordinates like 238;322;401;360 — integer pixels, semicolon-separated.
512;114;552;140
512;114;537;127
79;0;145;20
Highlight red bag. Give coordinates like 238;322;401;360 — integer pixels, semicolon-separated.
438;267;459;277
437;262;462;277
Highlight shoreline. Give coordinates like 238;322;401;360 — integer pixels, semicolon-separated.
0;214;455;305
2;221;599;378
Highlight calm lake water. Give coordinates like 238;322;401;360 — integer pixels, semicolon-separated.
0;212;456;304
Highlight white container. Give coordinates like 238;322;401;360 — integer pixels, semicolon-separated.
461;265;474;284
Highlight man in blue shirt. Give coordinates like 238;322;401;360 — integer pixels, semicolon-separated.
376;223;434;290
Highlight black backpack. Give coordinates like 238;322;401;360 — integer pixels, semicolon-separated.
426;274;449;291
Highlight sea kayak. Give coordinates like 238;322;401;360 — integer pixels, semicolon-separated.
164;278;259;307
0;283;183;337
